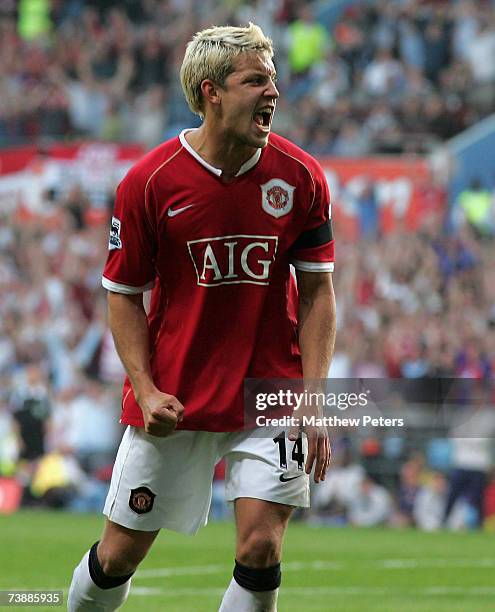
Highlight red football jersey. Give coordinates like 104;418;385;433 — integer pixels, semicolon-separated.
102;130;334;431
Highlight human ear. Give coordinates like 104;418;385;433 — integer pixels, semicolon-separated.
200;79;222;106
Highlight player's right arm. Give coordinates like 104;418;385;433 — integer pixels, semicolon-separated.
103;162;184;436
107;290;184;437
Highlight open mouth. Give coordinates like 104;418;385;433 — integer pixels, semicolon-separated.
253;107;273;130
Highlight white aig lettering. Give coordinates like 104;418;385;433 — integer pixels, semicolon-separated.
187;235;278;287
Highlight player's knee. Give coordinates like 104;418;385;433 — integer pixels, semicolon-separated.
99;555;138;577
237;530;281;567
97;542;146;576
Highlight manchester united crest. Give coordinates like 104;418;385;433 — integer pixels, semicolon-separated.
261;179;295;218
129;486;155;514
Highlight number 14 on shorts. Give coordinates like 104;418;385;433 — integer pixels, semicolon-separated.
273;431;305;470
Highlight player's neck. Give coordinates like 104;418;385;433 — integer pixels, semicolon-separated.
185;125;257;182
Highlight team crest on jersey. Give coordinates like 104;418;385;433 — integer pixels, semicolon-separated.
129;486;155;514
108;216;122;250
261;179;295;218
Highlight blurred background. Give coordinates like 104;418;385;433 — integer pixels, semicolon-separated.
1;0;495;532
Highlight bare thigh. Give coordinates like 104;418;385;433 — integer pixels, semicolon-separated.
235;498;294;567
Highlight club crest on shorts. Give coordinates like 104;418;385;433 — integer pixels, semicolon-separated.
261;179;295;218
129;486;155;514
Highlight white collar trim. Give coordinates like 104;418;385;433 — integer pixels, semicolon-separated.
179;129;261;177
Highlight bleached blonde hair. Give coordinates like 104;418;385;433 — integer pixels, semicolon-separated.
180;23;274;118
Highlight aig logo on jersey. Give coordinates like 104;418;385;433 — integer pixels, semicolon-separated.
187;235;278;287
261;179;295;218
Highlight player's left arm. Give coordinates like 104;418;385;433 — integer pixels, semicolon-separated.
289;269;336;482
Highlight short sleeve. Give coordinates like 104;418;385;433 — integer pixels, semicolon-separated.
102;170;157;294
290;163;334;272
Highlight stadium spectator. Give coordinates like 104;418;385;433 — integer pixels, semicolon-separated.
355;178;379;239
455;178;494;238
131;25;170;92
392;456;423;527
332;120;371;157
29;449;87;509
18;0;52;41
413;471;448;531
464;18;495;113
362;48;404;97
397;15;425;71
348;476;392;527
286;4;331;78
422;20;450;85
47;386;80;456
443;388;495;528
9;363;52;506
64;379;121;471
10;364;51;464
452;0;479;62
311;49;349;109
129;84;168;149
311;442;366;524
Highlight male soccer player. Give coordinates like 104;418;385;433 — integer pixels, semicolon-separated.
68;23;336;611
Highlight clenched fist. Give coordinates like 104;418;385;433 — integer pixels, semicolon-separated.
137;389;185;437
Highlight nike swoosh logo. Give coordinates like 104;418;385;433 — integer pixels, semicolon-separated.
167;204;195;217
279;474;303;482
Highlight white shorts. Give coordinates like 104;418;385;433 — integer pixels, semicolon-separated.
103;426;309;534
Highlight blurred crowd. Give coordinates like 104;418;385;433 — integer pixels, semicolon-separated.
0;162;494;522
1;0;495;153
0;192;122;510
330;214;495;382
1;0;495;525
309;434;495;531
